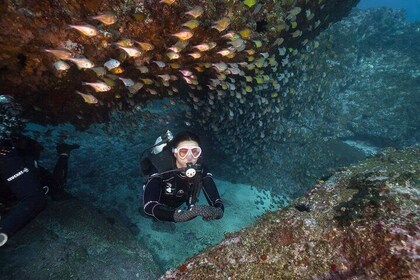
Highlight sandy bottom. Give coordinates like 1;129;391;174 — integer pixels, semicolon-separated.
131;179;290;270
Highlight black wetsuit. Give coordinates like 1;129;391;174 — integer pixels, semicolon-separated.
143;164;224;222
0;135;68;237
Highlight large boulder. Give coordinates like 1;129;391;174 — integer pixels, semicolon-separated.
160;146;419;279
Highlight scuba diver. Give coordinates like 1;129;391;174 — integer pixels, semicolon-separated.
141;130;224;222
0;95;79;247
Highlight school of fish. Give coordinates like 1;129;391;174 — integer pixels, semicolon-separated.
36;0;360;168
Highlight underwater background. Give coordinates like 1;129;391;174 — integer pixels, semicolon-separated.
358;0;420;22
0;0;419;279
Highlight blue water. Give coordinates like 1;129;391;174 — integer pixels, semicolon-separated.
358;0;420;22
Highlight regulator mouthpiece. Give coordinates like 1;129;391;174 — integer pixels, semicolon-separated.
185;167;197;178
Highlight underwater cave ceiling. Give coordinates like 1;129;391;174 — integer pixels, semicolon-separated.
0;0;359;127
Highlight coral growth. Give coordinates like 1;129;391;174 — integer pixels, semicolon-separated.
160;146;420;279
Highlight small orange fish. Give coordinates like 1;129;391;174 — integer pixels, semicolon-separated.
185;6;203;18
222;31;239;40
110;67;124;74
194;66;204;72
212;17;231;32
141;78;154;85
117;46;142;57
169;40;189;52
135;41;154;51
158;74;171;81
75;91;98;104
169;63;181;69
90;12;117;25
239;28;252;39
193;43;212;52
160;0;176;4
188;53;201;59
217;49;233;56
179;70;193;76
82;81;111;92
147;88;158;95
182;19;200;29
44;49;72;60
69;24;98;37
183;76;195;84
166;52;180;60
172;30;193;41
115;38;134;47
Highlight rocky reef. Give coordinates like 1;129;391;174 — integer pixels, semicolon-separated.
0;0;358;126
1;145;417;280
0;198;162;280
161;146;419;279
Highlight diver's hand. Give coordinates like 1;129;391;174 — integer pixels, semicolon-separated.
193;205;224;221
173;208;199;222
0;146;13;156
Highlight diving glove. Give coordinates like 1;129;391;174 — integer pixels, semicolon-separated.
173;205;224;222
173;208;199;222
193;205;224;221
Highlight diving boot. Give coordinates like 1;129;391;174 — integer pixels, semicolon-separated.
56;143;80;156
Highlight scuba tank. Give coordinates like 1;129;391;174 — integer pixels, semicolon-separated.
140;130;174;176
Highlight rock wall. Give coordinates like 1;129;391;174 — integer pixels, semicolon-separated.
160;146;420;279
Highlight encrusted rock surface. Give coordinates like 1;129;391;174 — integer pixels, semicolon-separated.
0;0;358;126
0;198;162;280
161;146;419;279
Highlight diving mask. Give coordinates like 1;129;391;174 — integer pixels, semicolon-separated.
173;146;202;159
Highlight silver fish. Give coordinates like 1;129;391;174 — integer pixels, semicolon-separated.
128;82;144;94
118;77;135;87
82;81;111;92
152;61;166;68
53;60;70;71
104;59;120;70
137;65;149;73
67;57;95;69
90;67;107;76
